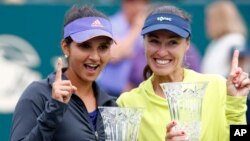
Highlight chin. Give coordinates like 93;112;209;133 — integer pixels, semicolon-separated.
154;69;171;76
87;76;97;82
81;74;97;82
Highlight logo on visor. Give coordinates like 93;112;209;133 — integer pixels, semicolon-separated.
91;19;103;27
157;16;172;22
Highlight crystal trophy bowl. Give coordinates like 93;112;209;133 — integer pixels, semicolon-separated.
160;82;208;141
98;106;143;141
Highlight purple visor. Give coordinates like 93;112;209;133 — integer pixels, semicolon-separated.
63;17;115;43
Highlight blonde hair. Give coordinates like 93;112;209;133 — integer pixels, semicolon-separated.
206;1;247;39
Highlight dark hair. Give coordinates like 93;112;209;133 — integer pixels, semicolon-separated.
64;5;108;26
143;5;191;80
150;5;191;21
63;5;109;45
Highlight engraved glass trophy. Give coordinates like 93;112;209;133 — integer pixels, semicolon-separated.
98;106;143;141
160;82;208;141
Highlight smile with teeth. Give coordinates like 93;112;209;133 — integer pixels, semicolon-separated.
156;59;170;65
84;64;99;70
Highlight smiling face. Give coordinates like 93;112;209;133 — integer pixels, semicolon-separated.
144;30;190;81
62;36;112;83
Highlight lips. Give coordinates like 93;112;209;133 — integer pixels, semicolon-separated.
155;59;171;65
84;63;99;70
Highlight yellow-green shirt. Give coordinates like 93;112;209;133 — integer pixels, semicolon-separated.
117;69;247;141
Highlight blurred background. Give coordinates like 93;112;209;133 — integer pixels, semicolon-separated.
0;0;249;141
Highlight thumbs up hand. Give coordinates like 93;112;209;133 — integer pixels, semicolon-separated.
227;50;250;96
52;58;77;103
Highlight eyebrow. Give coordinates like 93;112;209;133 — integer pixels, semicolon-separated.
78;39;112;45
100;41;112;46
101;39;113;45
147;33;180;39
147;34;158;38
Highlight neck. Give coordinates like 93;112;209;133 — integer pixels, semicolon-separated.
152;68;184;98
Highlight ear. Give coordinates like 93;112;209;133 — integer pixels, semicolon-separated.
185;40;190;51
61;39;70;56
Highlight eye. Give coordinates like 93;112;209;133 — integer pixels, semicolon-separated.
149;38;160;45
78;43;91;50
98;42;111;52
167;40;178;46
99;44;110;51
150;39;159;43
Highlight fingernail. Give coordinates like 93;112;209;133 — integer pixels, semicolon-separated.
236;71;240;74
235;84;239;87
172;121;176;125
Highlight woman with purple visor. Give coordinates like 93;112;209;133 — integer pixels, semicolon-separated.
11;5;117;141
117;5;250;141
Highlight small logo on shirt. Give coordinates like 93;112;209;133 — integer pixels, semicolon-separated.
91;19;103;27
157;16;172;22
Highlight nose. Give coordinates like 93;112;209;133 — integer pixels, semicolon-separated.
156;46;167;56
89;49;100;61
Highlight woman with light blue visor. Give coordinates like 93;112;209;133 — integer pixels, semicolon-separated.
117;5;250;141
11;5;117;141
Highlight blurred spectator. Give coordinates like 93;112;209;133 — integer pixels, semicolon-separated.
184;43;202;72
201;0;247;77
97;0;150;97
238;47;250;74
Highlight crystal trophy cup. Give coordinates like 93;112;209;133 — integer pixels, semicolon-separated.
98;106;143;141
160;82;208;141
